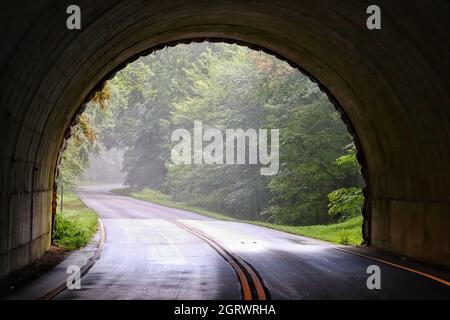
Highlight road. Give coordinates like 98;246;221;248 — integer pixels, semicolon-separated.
55;185;450;300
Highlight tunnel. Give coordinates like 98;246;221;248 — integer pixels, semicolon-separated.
1;0;450;279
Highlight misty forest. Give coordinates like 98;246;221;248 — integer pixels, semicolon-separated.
57;42;364;238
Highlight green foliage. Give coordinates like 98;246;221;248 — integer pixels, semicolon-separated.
328;187;364;220
327;144;364;221
62;42;365;234
263;95;354;225
52;192;98;250
159;44;342;221
336;144;359;168
57;140;90;189
290;216;363;245
58;85;111;189
100;43;364;226
100;45;212;189
53;215;90;250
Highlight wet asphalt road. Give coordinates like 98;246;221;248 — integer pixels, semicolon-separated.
56;185;450;300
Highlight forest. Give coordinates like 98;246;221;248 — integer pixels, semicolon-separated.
58;42;364;228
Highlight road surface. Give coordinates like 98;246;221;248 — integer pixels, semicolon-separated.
56;185;450;300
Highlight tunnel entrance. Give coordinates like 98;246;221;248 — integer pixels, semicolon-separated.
53;42;366;252
1;1;450;281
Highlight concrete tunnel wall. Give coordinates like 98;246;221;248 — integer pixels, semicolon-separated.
1;0;450;278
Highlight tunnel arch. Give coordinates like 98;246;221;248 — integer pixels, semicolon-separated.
1;0;450;277
60;37;371;243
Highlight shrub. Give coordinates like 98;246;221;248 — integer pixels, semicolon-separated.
52;214;91;251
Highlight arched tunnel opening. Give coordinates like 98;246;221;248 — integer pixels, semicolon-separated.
52;40;367;245
1;0;450;300
49;40;370;298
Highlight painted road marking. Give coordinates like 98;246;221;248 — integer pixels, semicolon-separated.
174;220;268;300
335;247;450;287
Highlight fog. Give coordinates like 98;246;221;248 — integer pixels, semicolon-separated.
79;148;125;184
63;42;362;228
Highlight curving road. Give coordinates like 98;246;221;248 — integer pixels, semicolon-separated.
55;185;450;300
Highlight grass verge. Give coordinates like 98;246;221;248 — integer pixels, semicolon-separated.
52;191;98;251
112;187;362;245
247;216;363;245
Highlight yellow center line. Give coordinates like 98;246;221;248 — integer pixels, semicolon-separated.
183;224;267;300
233;255;267;300
173;222;253;300
188;227;253;300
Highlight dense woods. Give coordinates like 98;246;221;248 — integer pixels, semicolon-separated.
59;42;364;226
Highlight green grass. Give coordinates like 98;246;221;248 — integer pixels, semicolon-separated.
112;188;363;245
52;191;98;251
247;216;363;245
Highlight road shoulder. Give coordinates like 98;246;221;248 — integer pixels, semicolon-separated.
4;219;105;300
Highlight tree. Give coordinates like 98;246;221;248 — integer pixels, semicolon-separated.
327;145;364;221
263;94;355;225
57;85;110;189
71;42;364;227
